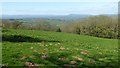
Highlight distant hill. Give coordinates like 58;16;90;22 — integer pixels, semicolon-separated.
1;14;117;21
2;14;91;21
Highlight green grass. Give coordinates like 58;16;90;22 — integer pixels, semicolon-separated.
2;29;118;67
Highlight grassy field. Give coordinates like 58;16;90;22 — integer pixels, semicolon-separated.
2;29;118;67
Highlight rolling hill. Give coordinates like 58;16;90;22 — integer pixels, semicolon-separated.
2;29;118;67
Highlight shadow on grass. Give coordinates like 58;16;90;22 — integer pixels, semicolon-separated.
2;29;9;32
2;35;61;42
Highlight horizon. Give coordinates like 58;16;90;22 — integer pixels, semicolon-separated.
1;13;118;16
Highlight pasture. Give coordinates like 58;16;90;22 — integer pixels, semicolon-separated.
2;29;118;67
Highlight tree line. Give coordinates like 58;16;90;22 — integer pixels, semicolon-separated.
61;15;118;39
2;15;118;39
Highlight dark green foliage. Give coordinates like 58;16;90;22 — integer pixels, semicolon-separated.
76;27;81;34
56;28;61;32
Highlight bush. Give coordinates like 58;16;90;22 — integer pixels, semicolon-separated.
56;28;62;32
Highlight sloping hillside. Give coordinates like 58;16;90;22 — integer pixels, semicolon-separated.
2;29;118;67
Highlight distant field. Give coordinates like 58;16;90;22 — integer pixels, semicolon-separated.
2;29;118;67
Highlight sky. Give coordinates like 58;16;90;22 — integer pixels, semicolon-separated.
0;0;119;2
1;2;118;15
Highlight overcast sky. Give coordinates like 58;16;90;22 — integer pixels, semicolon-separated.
1;0;119;15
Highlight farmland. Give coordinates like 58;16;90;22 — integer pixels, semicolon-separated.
2;29;118;67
